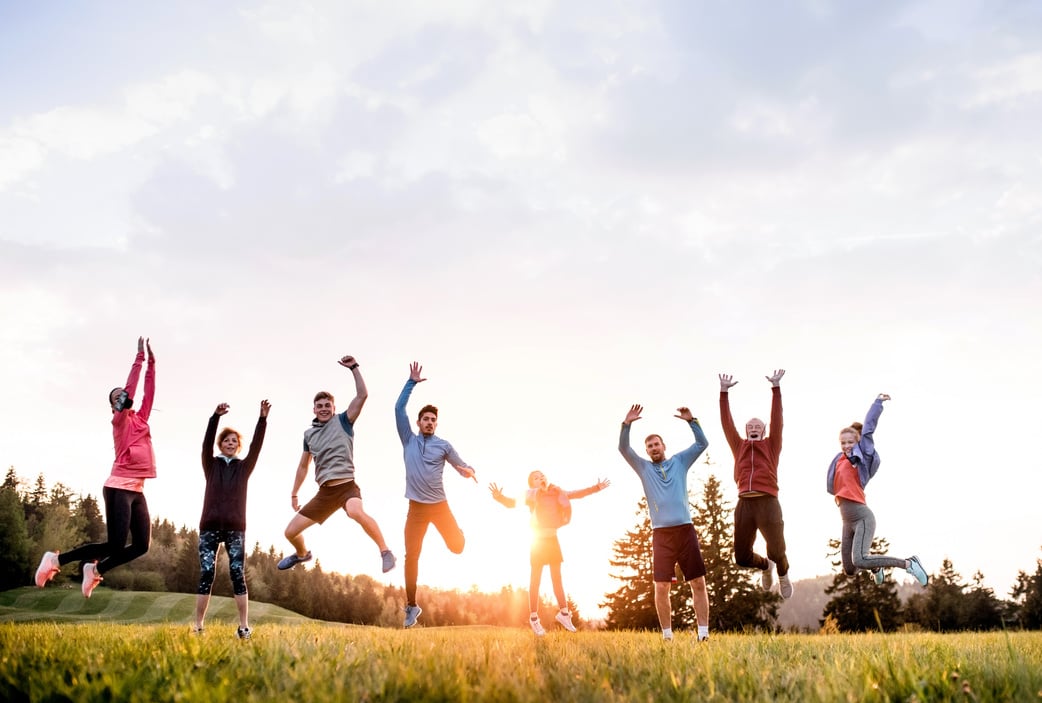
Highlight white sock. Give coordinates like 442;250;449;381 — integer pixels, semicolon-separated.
662;628;673;639
698;625;709;639
559;608;570;616
530;612;539;620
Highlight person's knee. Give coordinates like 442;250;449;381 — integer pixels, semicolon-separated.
688;576;708;595
447;533;465;554
734;550;756;567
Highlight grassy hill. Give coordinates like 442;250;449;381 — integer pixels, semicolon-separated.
0;587;310;626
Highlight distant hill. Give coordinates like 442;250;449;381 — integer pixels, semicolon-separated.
776;575;924;631
0;587;312;626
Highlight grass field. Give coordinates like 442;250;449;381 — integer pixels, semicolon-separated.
2;588;1040;702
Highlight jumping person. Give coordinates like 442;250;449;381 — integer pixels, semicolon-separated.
618;403;711;642
35;337;157;598
395;361;477;628
194;400;270;639
489;472;609;635
278;355;395;575
719;369;793;598
826;393;928;587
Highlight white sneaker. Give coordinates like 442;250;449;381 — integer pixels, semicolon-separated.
778;573;793;599
761;558;775;591
529;617;545;636
82;562;103;598
35;551;61;588
555;610;577;632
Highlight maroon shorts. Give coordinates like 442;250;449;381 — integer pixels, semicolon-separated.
300;480;362;524
652;523;705;582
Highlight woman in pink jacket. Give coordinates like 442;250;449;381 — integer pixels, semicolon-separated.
34;337;157;598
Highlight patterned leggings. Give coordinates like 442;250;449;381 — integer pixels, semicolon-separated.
197;530;247;596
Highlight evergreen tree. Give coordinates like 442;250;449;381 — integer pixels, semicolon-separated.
821;537;903;632
0;483;31;588
961;570;1003;630
3;467;19;491
75;494;107;544
602;497;660;630
693;473;780;631
1011;551;1042;629
905;558;965;631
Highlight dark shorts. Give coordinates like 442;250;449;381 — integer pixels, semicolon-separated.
652;523;706;582
530;533;563;568
300;480;362;524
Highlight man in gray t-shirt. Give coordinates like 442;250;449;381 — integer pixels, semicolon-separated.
277;354;396;575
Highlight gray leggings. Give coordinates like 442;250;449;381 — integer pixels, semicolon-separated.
837;499;907;574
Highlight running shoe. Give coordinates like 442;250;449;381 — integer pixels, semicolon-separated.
35;551;61;588
529;617;545;636
237;626;252;640
778;573;793;599
555;610;577;632
82;562;103;598
761;558;775;591
277;551;312;570
381;550;396;573
404;605;422;628
907;555;929;586
873;568;885;585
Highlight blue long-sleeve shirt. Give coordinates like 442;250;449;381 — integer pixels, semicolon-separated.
395;379;472;503
618;419;709;528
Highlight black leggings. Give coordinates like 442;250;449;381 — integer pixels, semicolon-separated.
59;486;151;575
733;494;789;576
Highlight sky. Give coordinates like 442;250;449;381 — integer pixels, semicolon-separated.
2;1;1041;622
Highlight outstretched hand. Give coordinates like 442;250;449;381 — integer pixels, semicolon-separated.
719;373;737;391
338;355;358;369
215;403;230;416
137;337;145;354
260;399;272;417
596;478;611;491
462;466;477;483
766;369;785;386
624;404;643;424
674;407;695;422
409;361;426;383
488;482;505;500
146;338;154;361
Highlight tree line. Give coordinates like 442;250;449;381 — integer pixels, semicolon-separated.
3;466;1041;632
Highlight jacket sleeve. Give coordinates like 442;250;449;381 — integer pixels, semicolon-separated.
202;414;219;473
618;423;643;473
123;351;144;400
243;415;268;476
565;484;601;500
138;356;156;421
859;398;884;461
769;386;783;455
444;443;472;477
394;379;415;446
719;392;742;456
674;419;710;468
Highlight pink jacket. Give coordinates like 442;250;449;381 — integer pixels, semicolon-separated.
110;351;156;479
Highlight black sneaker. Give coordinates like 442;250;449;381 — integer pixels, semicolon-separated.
237;626;252;640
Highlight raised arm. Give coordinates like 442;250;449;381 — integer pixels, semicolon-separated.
122;337;146;406
718;374;742;452
395;362;425;445
766;369;784;451
138;338;156;420
201;403;227;471
566;478;610;500
338;355;367;423
673;409;709;467
290;451;310;512
488;482;517;509
243;400;270;472
618;405;644;470
859;393;889;458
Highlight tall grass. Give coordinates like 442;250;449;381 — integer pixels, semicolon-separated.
1;589;1040;702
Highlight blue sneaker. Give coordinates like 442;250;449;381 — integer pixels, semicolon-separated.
404;605;422;628
381;550;396;573
277;551;312;570
873;568;885;585
907;555;928;586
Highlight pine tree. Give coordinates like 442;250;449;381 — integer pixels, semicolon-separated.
905;558;965;632
1011;549;1042;629
693;473;780;631
821;537;903;632
0;483;31;588
602;497;660;630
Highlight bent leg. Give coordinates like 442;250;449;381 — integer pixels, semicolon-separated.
404;503;431;606
344;497;389;551
430;502;465;554
99;490;151;574
759;497;789;576
284;513;317;556
733;498;766;569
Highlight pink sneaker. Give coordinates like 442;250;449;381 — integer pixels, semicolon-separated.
82;562;103;598
35;551;61;587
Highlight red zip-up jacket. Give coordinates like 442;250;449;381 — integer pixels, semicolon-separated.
720;387;782;496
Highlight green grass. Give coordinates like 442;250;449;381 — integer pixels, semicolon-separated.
1;589;1040;702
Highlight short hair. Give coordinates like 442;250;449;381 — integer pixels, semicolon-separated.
644;434;663;445
417;404;438;421
217;427;243;450
314;391;334;404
